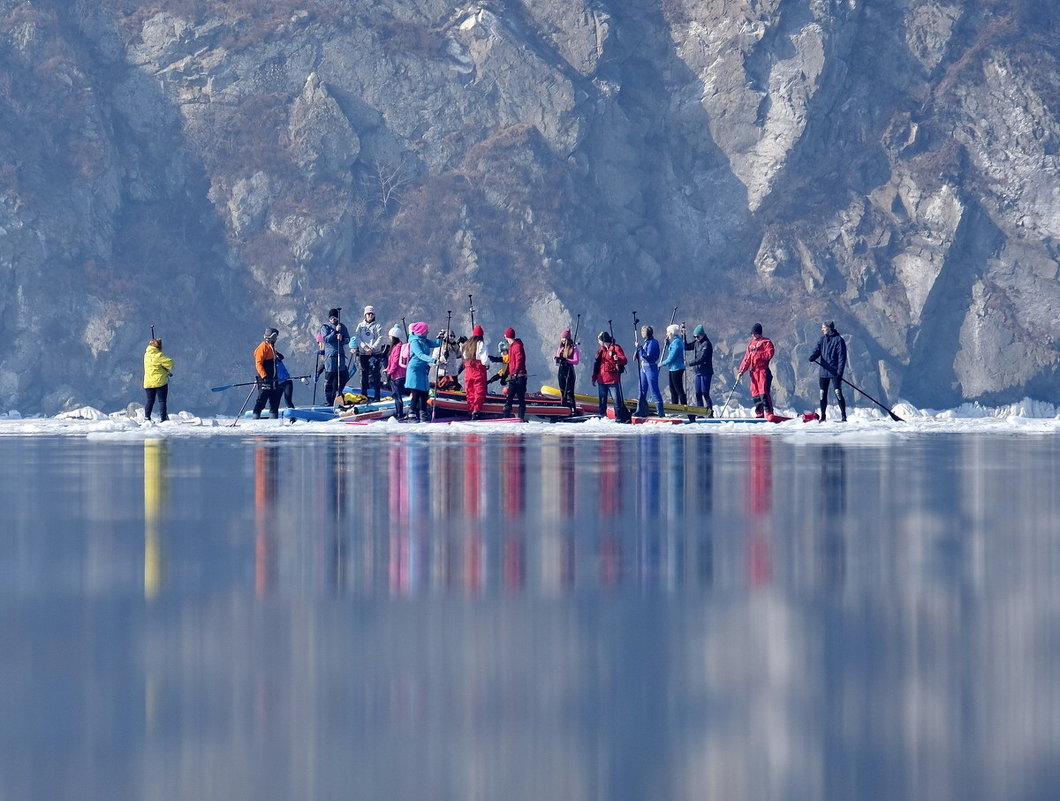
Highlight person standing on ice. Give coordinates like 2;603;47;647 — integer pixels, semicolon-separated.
143;338;174;422
685;324;714;416
252;328;283;419
661;324;687;406
738;323;775;418
355;305;385;401
319;308;351;406
633;325;665;418
405;322;441;423
591;331;629;422
384;325;408;420
555;328;580;412
501;327;528;421
461;325;490;419
809;320;848;422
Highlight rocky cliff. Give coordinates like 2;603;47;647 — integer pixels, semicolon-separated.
1;0;1057;413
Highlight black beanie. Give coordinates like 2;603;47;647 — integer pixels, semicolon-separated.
751;323;763;336
599;331;613;344
328;308;341;318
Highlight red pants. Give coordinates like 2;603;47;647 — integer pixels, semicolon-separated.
465;363;487;412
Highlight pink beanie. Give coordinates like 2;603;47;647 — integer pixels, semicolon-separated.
410;321;429;335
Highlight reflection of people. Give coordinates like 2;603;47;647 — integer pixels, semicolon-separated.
252;328;282;419
406;322;440;423
592;331;629;421
686;324;714;415
634;325;664;418
738;323;775;418
143;338;174;422
809;320;848;422
462;325;490;419
501;328;527;421
555;329;580;412
319;308;350;406
355;305;386;401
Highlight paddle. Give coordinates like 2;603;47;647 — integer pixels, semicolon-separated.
812;357;903;421
212;375;309;392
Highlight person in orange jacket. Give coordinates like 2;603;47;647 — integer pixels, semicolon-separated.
738;323;775;417
252;328;282;419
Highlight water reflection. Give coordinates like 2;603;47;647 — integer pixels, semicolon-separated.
2;435;1060;801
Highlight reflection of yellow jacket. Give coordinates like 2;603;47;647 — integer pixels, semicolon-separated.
144;345;174;388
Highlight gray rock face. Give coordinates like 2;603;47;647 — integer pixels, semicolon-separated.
0;0;1057;413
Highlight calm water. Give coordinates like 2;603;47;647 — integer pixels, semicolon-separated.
1;431;1058;801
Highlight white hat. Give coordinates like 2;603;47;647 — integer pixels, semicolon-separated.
364;305;375;314
388;325;403;341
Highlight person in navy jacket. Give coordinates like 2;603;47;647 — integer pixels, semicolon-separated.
634;325;665;417
809;320;848;422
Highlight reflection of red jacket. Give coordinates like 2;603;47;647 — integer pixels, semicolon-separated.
739;336;774;396
592;344;627;384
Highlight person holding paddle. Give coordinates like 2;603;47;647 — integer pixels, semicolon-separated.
319;308;351;406
809;320;848;422
251;328;282;419
738;323;775;418
143;337;174;422
592;331;629;422
555;328;580;412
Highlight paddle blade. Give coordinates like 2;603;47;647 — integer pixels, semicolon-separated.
210;384;232;392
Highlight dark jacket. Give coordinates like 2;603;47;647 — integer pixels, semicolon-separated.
685;336;714;376
809;331;847;378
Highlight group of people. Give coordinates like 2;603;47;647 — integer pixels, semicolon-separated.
141;303;850;424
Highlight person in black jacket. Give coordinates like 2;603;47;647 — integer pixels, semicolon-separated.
685;324;714;416
809;320;847;422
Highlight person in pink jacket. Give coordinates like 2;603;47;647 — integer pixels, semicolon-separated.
738;323;775;417
384;325;408;419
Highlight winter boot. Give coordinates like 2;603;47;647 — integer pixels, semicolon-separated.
838;399;847;422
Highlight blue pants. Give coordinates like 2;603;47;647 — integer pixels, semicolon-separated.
694;373;713;408
597;381;627;419
635;366;664;417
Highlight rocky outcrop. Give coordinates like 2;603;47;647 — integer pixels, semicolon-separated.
0;0;1056;413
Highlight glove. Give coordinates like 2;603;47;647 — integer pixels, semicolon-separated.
555;356;563;365
809;355;818;362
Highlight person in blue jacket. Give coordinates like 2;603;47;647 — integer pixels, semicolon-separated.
685;324;714;416
405;321;442;422
633;324;665;417
661;324;687;405
809;320;848;421
318;308;350;406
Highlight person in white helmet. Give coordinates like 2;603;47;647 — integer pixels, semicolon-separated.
355;305;386;401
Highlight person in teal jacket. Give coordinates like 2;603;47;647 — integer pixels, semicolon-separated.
405;322;441;422
661;324;687;405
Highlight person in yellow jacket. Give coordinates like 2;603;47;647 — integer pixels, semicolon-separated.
143;338;174;422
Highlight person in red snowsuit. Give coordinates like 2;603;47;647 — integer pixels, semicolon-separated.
738;323;775;417
461;325;490;418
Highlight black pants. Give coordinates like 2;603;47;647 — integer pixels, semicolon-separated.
819;376;847;420
558;363;576;410
324;368;349;405
389;375;406;418
503;375;528;420
408;388;430;421
252;383;281;418
359;355;382;400
144;384;169;421
279;380;294;409
667;369;686;405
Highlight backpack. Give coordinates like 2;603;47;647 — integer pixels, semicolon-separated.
397;341;412;369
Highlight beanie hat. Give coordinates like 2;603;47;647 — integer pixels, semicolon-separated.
472;324;484;337
561;329;571;339
388;325;404;341
410;321;429;335
751;323;763;336
504;327;516;338
824;320;836;332
364;305;375;314
328;308;341;318
599;331;613;344
693;324;705;336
